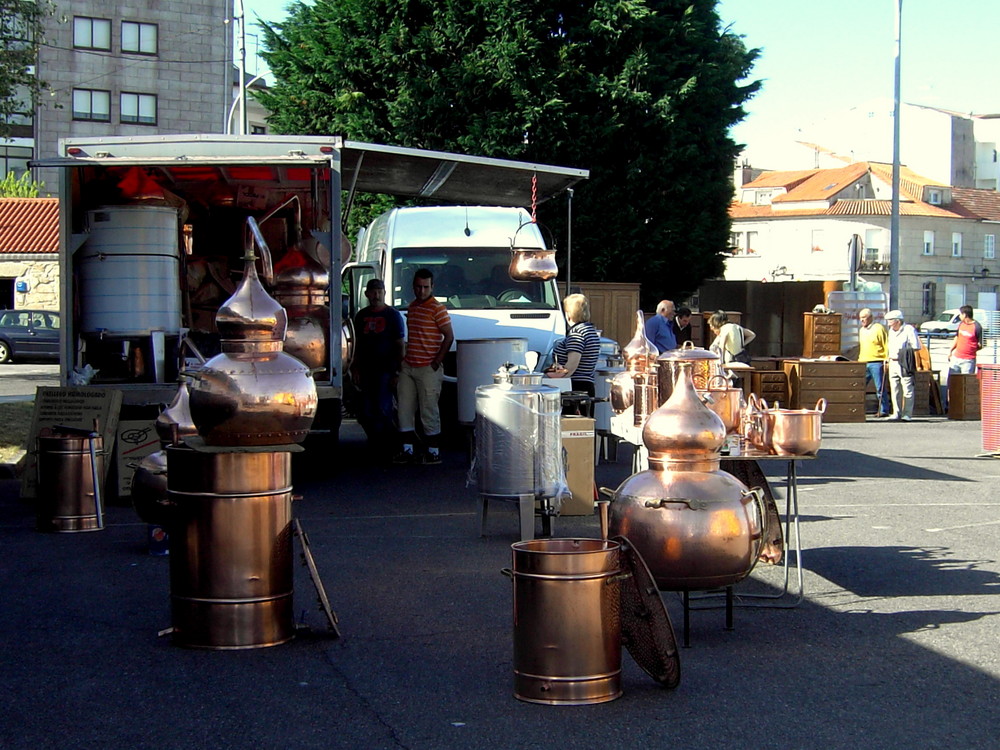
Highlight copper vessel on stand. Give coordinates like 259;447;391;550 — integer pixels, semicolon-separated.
187;217;318;446
607;362;767;590
700;374;743;435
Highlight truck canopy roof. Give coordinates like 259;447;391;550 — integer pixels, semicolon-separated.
31;135;588;207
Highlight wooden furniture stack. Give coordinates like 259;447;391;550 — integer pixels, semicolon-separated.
802;312;842;358
947;373;981;420
783;359;865;422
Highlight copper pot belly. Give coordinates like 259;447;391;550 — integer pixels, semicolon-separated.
770;398;826;456
701;375;743;434
608;469;765;590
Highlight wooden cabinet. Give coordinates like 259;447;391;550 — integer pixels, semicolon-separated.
802;312;842;358
784;359;865;422
575;282;640;350
750;371;789;407
947;374;980;421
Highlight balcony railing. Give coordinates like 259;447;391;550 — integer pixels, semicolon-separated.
859;259;889;272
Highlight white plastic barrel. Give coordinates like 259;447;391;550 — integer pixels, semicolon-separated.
80;205;181;335
456;338;528;424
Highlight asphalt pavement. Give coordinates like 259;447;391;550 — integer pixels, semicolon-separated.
1;413;998;749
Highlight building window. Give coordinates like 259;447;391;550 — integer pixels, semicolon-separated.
923;230;934;256
952;232;963;258
927;189;943;205
810;229;824;252
250;125;266;135
72;89;111;122
121;21;158;55
986;234;996;260
120;92;157;125
73;17;111;50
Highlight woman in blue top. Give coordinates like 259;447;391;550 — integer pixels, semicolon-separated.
546;293;601;396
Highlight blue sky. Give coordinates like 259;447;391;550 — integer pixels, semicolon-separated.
243;0;1000;166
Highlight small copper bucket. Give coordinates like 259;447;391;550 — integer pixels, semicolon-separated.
505;538;623;705
36;430;105;533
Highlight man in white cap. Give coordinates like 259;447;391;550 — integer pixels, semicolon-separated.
884;309;922;421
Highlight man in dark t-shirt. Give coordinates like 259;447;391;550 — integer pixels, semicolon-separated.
351;278;405;452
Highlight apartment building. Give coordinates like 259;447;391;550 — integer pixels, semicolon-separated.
14;1;232;187
728;162;999;320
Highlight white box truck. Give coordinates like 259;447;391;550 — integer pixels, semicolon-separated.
33;135;587;435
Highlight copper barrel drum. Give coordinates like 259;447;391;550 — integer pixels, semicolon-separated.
166;445;294;649
36;433;105;533
507;538;623;705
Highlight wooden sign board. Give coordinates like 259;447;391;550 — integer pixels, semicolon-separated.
21;387;123;499
116;420;160;497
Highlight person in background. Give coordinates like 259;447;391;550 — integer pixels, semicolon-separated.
948;305;983;374
644;299;677;353
672;306;693;347
885;309;922;422
350;278;405;456
858;308;891;418
708;310;755;365
395;269;454;465
546;293;601;397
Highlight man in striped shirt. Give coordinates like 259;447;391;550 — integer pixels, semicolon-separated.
395;268;454;464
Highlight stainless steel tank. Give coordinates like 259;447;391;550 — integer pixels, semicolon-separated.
166;444;294;649
475;379;563;498
80;205;182;335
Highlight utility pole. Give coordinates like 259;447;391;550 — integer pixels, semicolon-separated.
235;0;248;136
889;0;902;308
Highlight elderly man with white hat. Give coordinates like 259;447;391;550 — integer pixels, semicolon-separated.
884;309;922;421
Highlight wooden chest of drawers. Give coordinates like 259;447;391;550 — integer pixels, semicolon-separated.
750;370;789;407
802;312;842;358
784;359;865;422
947;373;981;420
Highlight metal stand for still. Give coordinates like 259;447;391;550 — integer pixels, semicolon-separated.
478;494;556;541
293;519;341;638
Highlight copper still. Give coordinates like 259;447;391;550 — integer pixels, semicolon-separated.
187;217;318;446
607;362;767;590
611;310;659;425
131;378;198;527
656;341;722;404
272;246;330;372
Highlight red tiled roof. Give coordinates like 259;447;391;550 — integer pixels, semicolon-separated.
867;162;948;202
0;198;59;254
950;187;1000;221
741;169;819;190
730;198;965;220
772;162;871;202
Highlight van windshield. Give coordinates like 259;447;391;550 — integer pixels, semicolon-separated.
391;248;559;310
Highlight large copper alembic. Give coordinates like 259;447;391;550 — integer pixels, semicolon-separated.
607;362;767;590
187;217;318;446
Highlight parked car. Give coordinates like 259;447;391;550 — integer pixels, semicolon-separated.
918;308;990;336
0;310;60;363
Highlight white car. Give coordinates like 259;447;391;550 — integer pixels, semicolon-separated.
918;308;990;336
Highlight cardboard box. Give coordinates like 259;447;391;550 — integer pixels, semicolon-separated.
561;416;595;516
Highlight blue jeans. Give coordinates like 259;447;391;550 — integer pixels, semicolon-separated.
357;371;396;444
865;361;891;415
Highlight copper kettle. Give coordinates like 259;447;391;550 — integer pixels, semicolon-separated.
508;220;558;281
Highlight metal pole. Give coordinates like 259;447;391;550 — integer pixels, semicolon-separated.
889;0;902;308
565;188;573;298
235;0;248;136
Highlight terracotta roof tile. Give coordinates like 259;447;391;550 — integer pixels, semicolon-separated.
772;162;871;202
731;198;964;220
0;198;59;254
950;187;1000;221
741;169;819;190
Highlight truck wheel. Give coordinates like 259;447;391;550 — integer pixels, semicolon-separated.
0;340;11;364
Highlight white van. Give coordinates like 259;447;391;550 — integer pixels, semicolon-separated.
343;205;566;370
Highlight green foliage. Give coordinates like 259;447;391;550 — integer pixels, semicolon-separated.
0;170;44;197
0;0;54;140
257;0;759;305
